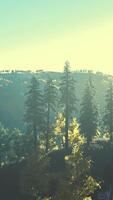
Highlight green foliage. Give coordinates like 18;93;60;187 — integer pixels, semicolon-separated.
79;74;98;141
0;70;109;199
54;113;65;149
54;113;85;149
60;61;77;149
25;76;44;128
25;76;44;151
60;61;77;115
0;71;109;131
44;79;57;113
103;79;113;139
21;118;99;200
0;124;29;167
0;123;10;166
44;78;58;152
0;122;40;167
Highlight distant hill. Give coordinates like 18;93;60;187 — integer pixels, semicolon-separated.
0;70;111;130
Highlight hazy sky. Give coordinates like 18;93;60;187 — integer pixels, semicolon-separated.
0;0;113;73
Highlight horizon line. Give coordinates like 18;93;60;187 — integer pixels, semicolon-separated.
0;68;112;76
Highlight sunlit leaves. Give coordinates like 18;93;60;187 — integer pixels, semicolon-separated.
21;115;100;199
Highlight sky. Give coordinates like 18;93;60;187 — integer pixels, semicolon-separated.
0;0;113;73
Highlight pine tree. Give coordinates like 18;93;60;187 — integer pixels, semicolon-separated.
44;78;57;153
21;118;99;200
60;61;76;150
103;79;113;140
25;76;44;152
79;73;98;142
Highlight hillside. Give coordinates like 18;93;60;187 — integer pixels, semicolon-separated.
0;70;111;130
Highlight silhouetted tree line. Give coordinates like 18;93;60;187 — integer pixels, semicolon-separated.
0;62;113;199
25;61;113;153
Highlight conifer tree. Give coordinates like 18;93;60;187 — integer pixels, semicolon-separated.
25;76;44;152
103;79;113;140
21;118;99;200
44;78;57;153
60;61;76;150
79;73;98;142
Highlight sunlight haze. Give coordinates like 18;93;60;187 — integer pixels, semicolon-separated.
0;0;113;74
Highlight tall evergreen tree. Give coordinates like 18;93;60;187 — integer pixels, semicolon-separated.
25;76;43;152
79;73;98;142
60;61;76;150
44;78;57;153
103;79;113;139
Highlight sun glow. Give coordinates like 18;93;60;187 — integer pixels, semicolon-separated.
0;1;113;74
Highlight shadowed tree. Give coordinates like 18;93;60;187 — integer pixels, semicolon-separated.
79;73;98;142
44;78;57;153
25;76;44;152
60;61;77;151
103;79;113;140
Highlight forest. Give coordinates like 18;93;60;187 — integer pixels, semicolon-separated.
0;61;113;200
